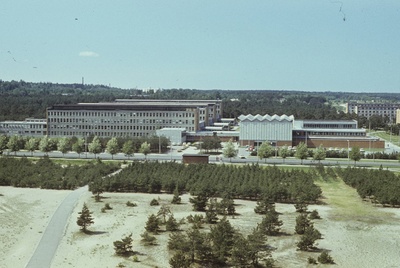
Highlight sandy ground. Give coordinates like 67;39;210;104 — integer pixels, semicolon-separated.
1;184;400;268
0;186;71;268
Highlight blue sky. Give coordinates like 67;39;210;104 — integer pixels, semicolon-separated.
1;0;399;92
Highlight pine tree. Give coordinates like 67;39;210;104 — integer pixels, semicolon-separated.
189;193;208;211
113;233;133;255
171;187;181;204
145;214;160;234
209;217;236;264
169;251;191;268
76;203;94;232
259;209;283;235
166;215;180;232
296;225;322;251
295;213;311;234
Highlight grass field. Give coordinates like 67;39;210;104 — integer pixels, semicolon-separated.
315;177;394;224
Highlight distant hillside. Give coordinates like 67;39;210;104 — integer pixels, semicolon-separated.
1;79;399;121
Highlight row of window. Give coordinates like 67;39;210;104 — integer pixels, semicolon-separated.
49;118;195;125
48;111;195;118
304;124;355;129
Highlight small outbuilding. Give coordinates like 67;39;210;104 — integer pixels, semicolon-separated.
182;154;209;164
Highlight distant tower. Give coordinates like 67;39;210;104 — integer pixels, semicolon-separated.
82;77;84;85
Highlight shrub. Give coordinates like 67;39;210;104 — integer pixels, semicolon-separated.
309;209;321;219
132;255;139;262
104;203;112;210
101;207;106;213
308;257;317;264
141;231;157;246
318;251;335;264
126;201;137;207
294;202;308;213
150;198;160;206
113;233;133;256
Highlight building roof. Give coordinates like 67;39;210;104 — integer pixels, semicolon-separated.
49;99;221;111
238;114;294;122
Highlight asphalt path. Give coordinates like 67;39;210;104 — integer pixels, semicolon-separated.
25;186;87;268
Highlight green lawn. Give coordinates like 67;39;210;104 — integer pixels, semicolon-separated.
315;177;394;224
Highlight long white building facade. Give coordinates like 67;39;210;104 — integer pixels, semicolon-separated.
47;99;222;138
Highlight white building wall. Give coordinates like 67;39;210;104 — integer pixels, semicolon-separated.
238;114;294;142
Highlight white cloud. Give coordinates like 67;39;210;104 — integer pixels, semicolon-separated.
79;51;99;57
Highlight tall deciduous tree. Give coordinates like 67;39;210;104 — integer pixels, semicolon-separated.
257;141;274;163
89;136;102;157
278;145;291;163
122;140;134;159
57;137;70;156
222;140;237;162
25;137;39;156
295;142;308;164
349;146;362;166
139;141;151;160
313;144;326;163
72;138;85;158
39;136;51;155
76;203;94;232
0;135;8;154
106;137;119;159
7;135;20;155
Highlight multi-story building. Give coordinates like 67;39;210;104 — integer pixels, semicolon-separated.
346;102;400;122
238;115;384;149
0;118;47;136
46;99;222;138
292;119;383;149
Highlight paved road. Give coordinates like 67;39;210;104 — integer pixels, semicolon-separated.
25;186;87;268
5;148;400;169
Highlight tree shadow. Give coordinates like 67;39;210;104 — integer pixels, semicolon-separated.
84;230;108;235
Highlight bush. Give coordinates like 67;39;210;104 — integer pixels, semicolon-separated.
309;209;321;219
141;231;157;246
150;198;160;206
126;201;137;207
104;203;112;210
308;257;317;264
318;251;335;264
113;234;133;256
132;255;139;262
101;207;106;213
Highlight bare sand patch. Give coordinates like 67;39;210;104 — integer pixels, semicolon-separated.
0;186;71;268
2;180;400;268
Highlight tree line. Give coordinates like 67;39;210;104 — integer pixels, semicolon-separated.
98;161;322;203
338;166;400;206
0;134;170;157
0;156;119;189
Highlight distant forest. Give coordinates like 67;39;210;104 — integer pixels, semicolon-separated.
2;80;400;127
